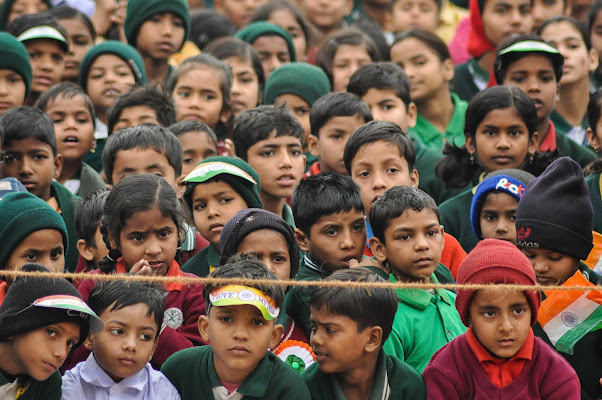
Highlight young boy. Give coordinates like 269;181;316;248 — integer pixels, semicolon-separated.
369;185;466;373
300;0;353;40
287;171;367;336
0;106;80;272
181;156;263;277
304;268;426;399
516;156;602;399
494;36;597;168
74;190;109;276
305;92;372;177
0;263;102;399
162;257;311;399
62;280;180;399
233;105;306;222
423;239;581;399
0;32;31;116
390;0;440;34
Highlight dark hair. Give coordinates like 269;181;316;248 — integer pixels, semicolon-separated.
315;28;382;88
310;268;398;343
343;121;416;175
76;189;109;246
35;82;96;129
50;6;97;40
203;257;285;313
6;12;68;50
393;0;443;10
392;29;451;61
249;0;315;48
310;92;372;137
538;16;591;49
233;104;304;161
107;85;177;135
88;280;166;336
0;106;57;155
369;185;439;244
350;18;390;62
291;171;364;236
585;88;602;175
346;62;412;109
189;9;236;50
588;0;602;41
168;120;218;148
435;86;540;189
102;124;184;184
99;174;186;273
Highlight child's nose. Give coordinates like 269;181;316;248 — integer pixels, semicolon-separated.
145;238;162;256
122;334;138;351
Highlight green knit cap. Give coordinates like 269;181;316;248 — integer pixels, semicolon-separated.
0;32;32;98
124;0;190;51
236;21;297;62
264;62;330;106
0;0;52;30
79;41;147;92
182;156;263;215
0;192;68;270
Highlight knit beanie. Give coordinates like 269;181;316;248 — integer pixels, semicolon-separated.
236;21;297;62
515;157;593;259
456;239;541;326
470;169;536;240
183;156;263;215
124;0;190;50
264;62;331;107
0;192;68;270
0;32;32;98
219;208;300;278
0;0;53;30
0;264;102;346
79;41;147;92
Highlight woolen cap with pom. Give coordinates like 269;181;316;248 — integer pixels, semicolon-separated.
236;21;297;62
515;157;593;260
456;239;541;326
264;62;331;107
0;32;32;98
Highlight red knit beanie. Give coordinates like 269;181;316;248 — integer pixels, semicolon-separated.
456;239;541;327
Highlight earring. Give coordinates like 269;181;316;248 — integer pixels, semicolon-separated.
529;153;534;164
90;148;95;154
595;145;600;153
469;153;475;165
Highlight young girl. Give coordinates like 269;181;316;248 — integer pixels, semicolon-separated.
436;85;546;253
36;82;105;199
585;88;602;233
69;173;206;370
50;6;96;84
316;28;382;92
539;16;598;145
588;0;602;88
391;29;469;151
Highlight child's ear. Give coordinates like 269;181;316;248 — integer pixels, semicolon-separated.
369;237;387;264
589;49;599;72
270;323;285;349
527;131;539;155
442;58;455;82
83;335;94;351
53;154;63;180
198;314;210;343
365;326;383;353
406;102;418;129
587;128;600;152
149;337;159;362
295;228;310;252
409;169;419;188
307;135;320;157
344;0;354;15
77;239;96;262
465;134;476;157
219;107;232;124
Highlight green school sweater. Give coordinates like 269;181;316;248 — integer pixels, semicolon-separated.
161;346;311;400
551;110;589;139
383;273;466;373
586;172;602;234
302;349;426;400
180;243;220;277
555;128;597;168
439;188;478;253
452;58;488;103
0;369;61;400
51;181;81;273
412;93;468;151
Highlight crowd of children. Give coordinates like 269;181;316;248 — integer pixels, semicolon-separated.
2;0;602;398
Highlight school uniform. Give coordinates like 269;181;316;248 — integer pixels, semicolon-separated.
161;346;311;400
439;187;478;253
540;122;597;168
551;110;589;146
452;58;488;102
181;243;220;277
412;93;468;151
0;369;61;400
383;272;466;373
51;180;82;272
62;353;181;400
302;349;426;400
586;172;602;234
70;162;106;199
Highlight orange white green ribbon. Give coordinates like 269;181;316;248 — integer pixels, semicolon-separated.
209;285;279;320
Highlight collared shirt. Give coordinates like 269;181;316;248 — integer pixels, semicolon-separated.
330;348;390;400
412;93;468;151
538;122;557;152
94;118;108;140
465;327;534;389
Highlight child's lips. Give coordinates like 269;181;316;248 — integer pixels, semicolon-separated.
209;223;223;233
119;357;136;366
276;175;296;186
229;345;250;355
536;275;554;285
147;261;164;269
414;257;433;268
20;180;37;190
498;338;515;347
102;88;120;97
34;76;53;86
158;41;175;52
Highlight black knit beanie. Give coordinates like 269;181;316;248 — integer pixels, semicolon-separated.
515;157;594;259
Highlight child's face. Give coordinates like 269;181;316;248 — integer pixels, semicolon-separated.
390;0;439;34
591;12;602;66
236;229;291;281
360;88;416;131
275;94;311;148
301;0;353;32
521;248;579;286
1;137;62;201
252;35;291;78
86;303;158;382
173;66;229;129
111;148;177;187
309;114;366;175
25;39;65;96
532;0;567;32
371;208;443;283
246;131;305;201
468;288;531;359
3;322;80;381
350;140;418;215
214;0;268;29
58;17;94;82
267;8;308;60
481;0;532;48
586;103;602;149
390;38;454;105
465;107;538;173
224;56;260;118
7;0;49;25
136;13;185;61
479;192;518;243
112;105;160;133
0;69;26;115
78;225;110;268
198;304;282;384
46;94;95;162
296;210;366;272
191;181;249;247
86;54;136;115
6;229;64;285
332;44;372;92
114;207;179;276
178;131;218;182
